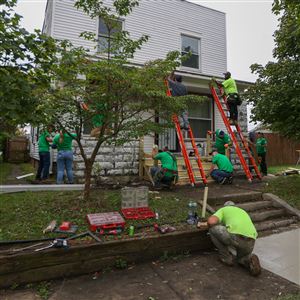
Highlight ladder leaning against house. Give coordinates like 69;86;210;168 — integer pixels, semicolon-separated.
165;80;208;186
209;82;262;182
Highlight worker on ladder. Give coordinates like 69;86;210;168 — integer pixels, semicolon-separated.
167;72;189;130
213;72;242;125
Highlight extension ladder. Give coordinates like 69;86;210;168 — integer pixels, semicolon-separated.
165;80;208;186
210;83;262;181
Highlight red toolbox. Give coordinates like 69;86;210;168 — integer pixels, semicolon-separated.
86;212;126;232
121;207;155;220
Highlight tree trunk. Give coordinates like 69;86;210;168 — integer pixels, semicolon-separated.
83;159;93;200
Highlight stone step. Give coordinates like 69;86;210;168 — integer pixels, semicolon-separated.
236;200;273;212
255;217;298;232
249;208;287;222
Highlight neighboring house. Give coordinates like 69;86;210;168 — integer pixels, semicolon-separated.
30;0;251;180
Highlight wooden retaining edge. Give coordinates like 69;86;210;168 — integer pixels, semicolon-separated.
0;229;212;288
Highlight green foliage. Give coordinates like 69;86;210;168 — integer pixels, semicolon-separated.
246;0;300;139
35;281;51;300
114;258;128;269
0;0;58;130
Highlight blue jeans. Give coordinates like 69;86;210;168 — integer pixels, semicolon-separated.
211;169;232;183
36;151;50;180
56;150;74;184
150;166;173;186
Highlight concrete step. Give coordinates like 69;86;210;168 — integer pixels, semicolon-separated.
249;208;287;222
255;217;298;232
236;200;273;212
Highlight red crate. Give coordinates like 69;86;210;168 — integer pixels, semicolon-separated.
121;207;155;220
86;212;126;232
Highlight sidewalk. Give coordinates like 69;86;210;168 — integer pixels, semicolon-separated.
1;252;299;300
254;228;300;285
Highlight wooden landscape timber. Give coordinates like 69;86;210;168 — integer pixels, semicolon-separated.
0;229;212;288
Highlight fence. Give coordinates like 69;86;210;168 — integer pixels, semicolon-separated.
263;133;300;166
4;137;29;163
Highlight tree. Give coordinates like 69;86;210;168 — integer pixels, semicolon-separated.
245;0;300;139
37;0;206;199
0;0;57;134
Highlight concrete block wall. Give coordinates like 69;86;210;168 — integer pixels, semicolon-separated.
73;137;139;180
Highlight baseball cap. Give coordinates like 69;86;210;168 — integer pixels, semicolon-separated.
209;148;218;155
223;71;231;77
224;201;235;207
219;130;225;137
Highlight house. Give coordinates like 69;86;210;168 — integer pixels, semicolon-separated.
30;0;252;181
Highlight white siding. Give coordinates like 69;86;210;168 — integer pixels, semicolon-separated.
214;105;227;132
48;0;226;77
43;0;54;36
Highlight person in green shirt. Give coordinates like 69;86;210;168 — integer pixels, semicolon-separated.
150;145;178;188
207;149;233;184
53;130;77;184
214;129;231;155
206;201;261;276
256;132;268;176
35;125;53;182
214;72;242;124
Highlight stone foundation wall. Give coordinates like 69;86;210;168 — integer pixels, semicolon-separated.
73;137;139;181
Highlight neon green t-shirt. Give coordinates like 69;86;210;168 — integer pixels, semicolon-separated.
222;78;238;95
214;129;230;155
256;137;267;154
212;153;233;173
154;152;177;178
53;133;77;151
38;131;51;152
213;206;258;239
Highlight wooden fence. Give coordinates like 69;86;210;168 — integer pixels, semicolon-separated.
263;133;300;166
4;137;29;163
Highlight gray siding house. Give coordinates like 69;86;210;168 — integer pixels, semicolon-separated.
30;0;250;180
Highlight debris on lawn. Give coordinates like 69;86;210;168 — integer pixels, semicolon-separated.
42;220;57;234
16;173;35;180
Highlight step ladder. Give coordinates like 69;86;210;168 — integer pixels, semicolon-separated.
209;82;262;182
165;80;208;186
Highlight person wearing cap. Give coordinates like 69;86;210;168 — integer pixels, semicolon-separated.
167;72;189;130
214;129;231;155
207;149;233;184
206;201;261;276
214;72;241;125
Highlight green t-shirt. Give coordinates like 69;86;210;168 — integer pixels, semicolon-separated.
154;152;177;178
53;133;77;151
256;137;267;154
222;78;238;95
38;131;51;152
214;129;230;155
212;153;233;173
214;206;258;239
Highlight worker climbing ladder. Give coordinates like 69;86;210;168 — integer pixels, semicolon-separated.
165;81;208;186
210;82;262;182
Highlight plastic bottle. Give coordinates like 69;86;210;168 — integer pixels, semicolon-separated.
129;225;134;236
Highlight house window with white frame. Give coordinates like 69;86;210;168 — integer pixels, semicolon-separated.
188;100;212;139
98;17;122;53
181;35;200;69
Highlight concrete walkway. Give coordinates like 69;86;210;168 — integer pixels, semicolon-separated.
0;184;84;194
254;228;300;285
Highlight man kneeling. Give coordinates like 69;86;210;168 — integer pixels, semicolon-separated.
207;201;261;276
207;149;233;184
150;145;178;188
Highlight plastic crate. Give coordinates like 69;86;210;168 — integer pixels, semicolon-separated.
86;212;126;232
121;186;149;208
121;207;155;220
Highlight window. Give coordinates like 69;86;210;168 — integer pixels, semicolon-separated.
181;35;200;69
187;99;212;139
98;18;122;53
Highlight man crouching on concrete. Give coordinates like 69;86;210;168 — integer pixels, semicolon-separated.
207;201;261;276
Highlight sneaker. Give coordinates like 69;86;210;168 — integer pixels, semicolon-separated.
220;177;227;185
249;254;261;276
227;176;233;184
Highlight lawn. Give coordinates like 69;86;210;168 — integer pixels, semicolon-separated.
0;162;13;184
265;175;300;210
0;189;200;241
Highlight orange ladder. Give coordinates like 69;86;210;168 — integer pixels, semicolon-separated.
165;80;208;186
209;82;262;181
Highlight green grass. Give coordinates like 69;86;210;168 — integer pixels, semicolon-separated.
19;163;36;181
265;175;300;209
277;294;300;300
268;164;298;175
0;162;13;184
0;189;199;241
